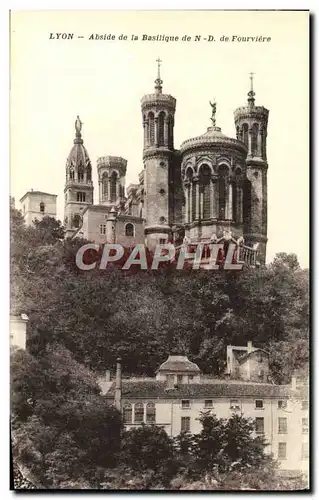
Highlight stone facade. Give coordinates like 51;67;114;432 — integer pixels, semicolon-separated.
17;66;268;263
20;191;57;226
102;354;309;475
60;67;268;264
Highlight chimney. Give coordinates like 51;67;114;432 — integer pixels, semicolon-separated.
247;341;253;354
105;370;110;382
114;358;122;412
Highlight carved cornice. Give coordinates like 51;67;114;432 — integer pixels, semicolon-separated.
143;147;175;160
97;156;128;174
144;225;171;235
141;93;176;111
234;105;269;122
180;137;247;156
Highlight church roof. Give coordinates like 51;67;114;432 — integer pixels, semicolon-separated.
66;143;91;170
104;380;307;399
66;116;92;171
156;355;201;373
180;125;247;154
181;100;246;154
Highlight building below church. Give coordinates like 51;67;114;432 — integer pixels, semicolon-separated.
100;345;309;476
20;63;269;266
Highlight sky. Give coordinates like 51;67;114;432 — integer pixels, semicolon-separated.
10;10;309;267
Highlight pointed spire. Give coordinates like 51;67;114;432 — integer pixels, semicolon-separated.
74;115;83;144
154;57;163;94
247;72;256;107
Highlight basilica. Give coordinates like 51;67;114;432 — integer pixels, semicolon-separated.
22;63;269;265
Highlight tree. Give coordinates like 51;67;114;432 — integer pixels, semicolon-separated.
120;424;178;486
11;346;122;488
185;412;273;476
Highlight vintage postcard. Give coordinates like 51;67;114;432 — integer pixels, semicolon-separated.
10;10;309;491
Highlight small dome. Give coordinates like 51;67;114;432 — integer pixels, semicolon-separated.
66;143;91;170
157;355;201;374
180;125;247;155
66;116;92;171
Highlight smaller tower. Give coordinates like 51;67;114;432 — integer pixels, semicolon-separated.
64;116;94;238
234;74;269;263
141;58;178;248
106;206;117;243
97;156;127;210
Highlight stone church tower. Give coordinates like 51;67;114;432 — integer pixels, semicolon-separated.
234;75;269;261
141;59;182;248
64;116;94;238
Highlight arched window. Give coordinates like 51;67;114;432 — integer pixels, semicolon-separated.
110;172;118;202
77;192;86;202
199;164;211;220
218;165;228;220
125;223;135;237
251;123;259;156
73;214;81;228
123;403;133;424
242;123;249;148
186;168;193;222
78;166;84;182
146;402;156;424
158;111;165;146
39;202;45;213
134;403;144;424
102;173;108;200
168;115;174;149
148;112;155;145
70;168;75;181
192;182;196;221
236;126;240;140
86;165;92;182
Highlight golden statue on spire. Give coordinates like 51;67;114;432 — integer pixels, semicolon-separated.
209;100;217;127
75;115;82;134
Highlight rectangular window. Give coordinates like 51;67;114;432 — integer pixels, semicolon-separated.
189;375;194;382
134;403;144;424
301;442;309;460
181;416;190;432
301;400;309;410
181;400;190;409
204;399;213;409
302;418;308;434
255;399;264;409
278;400;287;409
255;417;264;434
99;224;106;235
278;417;288;434
159;238;166;245
278;442;287;460
177;375;183;384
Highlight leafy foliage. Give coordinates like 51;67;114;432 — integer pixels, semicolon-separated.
10;205;309;382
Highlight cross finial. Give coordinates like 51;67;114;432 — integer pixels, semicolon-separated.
154;57;163;94
247;72;256;106
156;57;162;79
249;72;255;92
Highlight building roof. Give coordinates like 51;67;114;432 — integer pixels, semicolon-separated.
19;191;57;202
180;125;247;155
156;355;201;373
104;380;308;399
